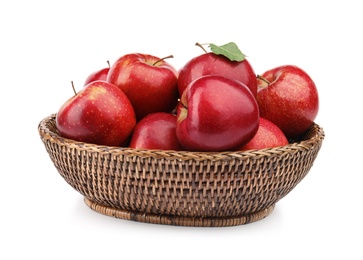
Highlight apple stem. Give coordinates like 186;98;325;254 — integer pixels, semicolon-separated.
71;81;77;96
195;42;208;53
107;60;110;68
153;55;174;66
177;98;188;109
257;75;271;85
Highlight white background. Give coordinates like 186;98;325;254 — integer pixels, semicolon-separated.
1;0;362;259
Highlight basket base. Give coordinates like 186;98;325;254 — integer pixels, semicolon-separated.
84;198;275;227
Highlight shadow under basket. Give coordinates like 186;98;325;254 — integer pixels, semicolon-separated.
38;114;324;227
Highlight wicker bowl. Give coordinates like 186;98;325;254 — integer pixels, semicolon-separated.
38;114;324;227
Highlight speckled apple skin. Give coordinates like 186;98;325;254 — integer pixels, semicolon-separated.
256;65;319;139
239;117;288;150
107;53;179;121
56;80;136;146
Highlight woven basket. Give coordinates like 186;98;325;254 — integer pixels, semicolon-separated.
38;114;324;227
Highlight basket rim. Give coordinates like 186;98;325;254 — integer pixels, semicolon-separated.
38;113;325;160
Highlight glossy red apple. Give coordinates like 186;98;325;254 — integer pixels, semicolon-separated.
56;80;136;146
107;53;179;120
84;61;110;86
256;65;319;139
129;112;183;150
176;75;259;151
238;117;288;151
178;47;257;97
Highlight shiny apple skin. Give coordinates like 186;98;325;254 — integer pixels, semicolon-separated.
129;112;183;150
56;80;136;146
176;75;259;151
107;53;179;121
256;65;319;139
178;52;257;97
238;117;288;150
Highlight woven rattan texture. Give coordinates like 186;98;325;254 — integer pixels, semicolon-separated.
39;114;324;226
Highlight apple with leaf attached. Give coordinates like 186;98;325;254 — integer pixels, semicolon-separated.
178;42;257;97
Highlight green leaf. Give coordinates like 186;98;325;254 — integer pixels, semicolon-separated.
209;42;246;62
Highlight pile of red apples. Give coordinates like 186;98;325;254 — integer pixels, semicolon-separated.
56;42;319;152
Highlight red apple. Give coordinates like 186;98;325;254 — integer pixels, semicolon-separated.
178;49;257;97
238;117;288;151
129;112;183;150
107;53;179;120
176;75;259;151
84;61;110;86
56;80;136;146
256;65;319;139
